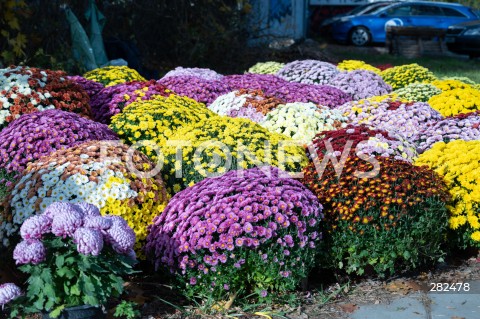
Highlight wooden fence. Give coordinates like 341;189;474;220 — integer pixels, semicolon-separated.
386;26;448;58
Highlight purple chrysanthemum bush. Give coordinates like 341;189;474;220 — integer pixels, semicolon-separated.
66;75;104;98
90;80;171;124
146;167;323;304
221;73;352;107
158;75;230;105
0;201;136;317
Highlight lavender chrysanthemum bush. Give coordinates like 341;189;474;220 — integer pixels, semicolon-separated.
146;167;323;303
4;201;137;316
222;74;351;107
330;70;392;101
337;99;442;142
0;283;22;307
276;60;339;85
90;80;171;124
15;201;136;259
158;75;229;105
0;109;119;173
414;111;480;154
161;67;223;81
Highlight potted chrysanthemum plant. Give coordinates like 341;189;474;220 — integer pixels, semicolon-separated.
0;202;137;318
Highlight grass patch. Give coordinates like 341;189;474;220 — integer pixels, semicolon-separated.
326;45;480;83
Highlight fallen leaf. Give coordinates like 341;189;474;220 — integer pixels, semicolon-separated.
405;281;423;291
339;303;358;313
385;280;422;295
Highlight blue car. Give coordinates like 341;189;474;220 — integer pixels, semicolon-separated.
331;1;480;46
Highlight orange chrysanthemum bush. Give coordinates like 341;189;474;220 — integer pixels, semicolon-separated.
303;155;450;277
0;66;91;131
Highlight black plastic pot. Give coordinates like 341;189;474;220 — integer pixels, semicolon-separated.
42;305;106;319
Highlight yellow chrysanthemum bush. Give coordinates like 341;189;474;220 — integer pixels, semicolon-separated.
428;88;480;117
415;140;480;248
432;79;473;91
84;66;146;87
381;63;436;90
337;60;381;74
109;94;217;161
1;140;168;254
160;116;309;193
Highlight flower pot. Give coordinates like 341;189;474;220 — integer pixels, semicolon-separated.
42;305;105;319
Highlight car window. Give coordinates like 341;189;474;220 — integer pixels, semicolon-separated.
441;7;467;17
411;5;443;16
387;5;412;16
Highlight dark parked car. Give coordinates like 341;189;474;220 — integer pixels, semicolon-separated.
446;20;480;58
331;1;480;46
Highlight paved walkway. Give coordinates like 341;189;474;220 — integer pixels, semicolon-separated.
350;280;480;319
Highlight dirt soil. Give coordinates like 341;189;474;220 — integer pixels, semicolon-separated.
108;253;480;319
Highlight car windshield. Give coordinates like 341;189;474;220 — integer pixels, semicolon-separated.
346;2;392;15
371;3;397;15
363;3;392;14
348;4;375;15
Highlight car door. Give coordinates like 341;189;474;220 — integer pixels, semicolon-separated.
368;4;415;42
405;4;461;29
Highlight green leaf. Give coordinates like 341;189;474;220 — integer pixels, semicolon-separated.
57;267;75;279
40;268;53;284
70;283;81;296
84;294;99;306
45;299;55;311
33;293;45;310
43;284;57;301
49;305;65;319
55;255;65;268
28;276;44;295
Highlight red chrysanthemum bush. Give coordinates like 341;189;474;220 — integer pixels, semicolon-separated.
309;124;417;163
302;155;450;277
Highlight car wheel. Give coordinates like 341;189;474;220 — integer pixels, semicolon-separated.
350;27;371;46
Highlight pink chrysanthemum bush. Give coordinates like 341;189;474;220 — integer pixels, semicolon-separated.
145;167;323;304
0;109;119;173
2;201;136;317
